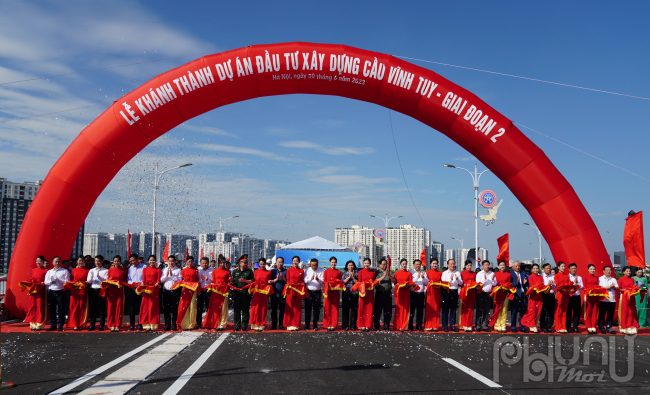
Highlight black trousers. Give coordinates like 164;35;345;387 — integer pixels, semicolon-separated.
127;287;142;326
162;289;181;325
409;291;425;329
567;295;581;330
475;292;492;329
196;289;210;327
342;292;358;330
510;293;526;330
441;289;459;329
305;290;322;328
63;289;71;323
270;293;286;328
232;291;251;330
540;293;556;330
599;302;615;331
48;290;65;328
373;291;392;329
88;288;106;326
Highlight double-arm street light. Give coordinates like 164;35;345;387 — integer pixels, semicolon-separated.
152;163;193;255
524;222;543;265
369;214;403;268
219;214;240;232
444;163;490;268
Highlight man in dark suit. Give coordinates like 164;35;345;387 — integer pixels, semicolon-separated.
510;261;529;332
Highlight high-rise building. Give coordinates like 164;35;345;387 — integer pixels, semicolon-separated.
199;231;290;262
335;225;383;265
385;224;431;270
1;178;83;273
69;223;85;260
613;251;627;270
430;241;444;263
83;232;128;259
444;249;456;263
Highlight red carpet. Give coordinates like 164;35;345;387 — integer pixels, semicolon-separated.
3;321;649;335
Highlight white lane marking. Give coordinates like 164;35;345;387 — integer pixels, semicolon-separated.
442;358;502;388
48;333;170;395
162;333;230;395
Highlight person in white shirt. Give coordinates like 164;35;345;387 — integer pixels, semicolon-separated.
304;258;324;330
566;263;584;333
540;263;556;333
86;254;108;331
45;256;70;331
160;255;182;331
196;257;214;329
126;253;145;331
598;265;619;334
440;259;463;332
409;259;428;331
475;260;496;331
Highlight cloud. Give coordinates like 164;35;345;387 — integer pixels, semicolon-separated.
176;124;239;138
203;143;317;164
610;211;623;216
454;157;476;162
265;128;293;136
279;140;375;155
312;119;347;128
310;174;398;186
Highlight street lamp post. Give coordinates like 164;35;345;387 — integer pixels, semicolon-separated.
219;214;240;232
524;222;543;265
451;236;463;263
152;163;192;255
444;163;490;269
369;214;403;268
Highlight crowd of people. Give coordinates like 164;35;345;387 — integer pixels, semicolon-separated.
18;253;648;334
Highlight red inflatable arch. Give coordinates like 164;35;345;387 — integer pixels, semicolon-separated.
5;42;611;317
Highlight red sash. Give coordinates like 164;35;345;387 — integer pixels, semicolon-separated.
491;284;516;300
204;282;230;296
525;282;551;296
323;279;346;297
282;282;308;299
459;279;482;300
394;281;420;297
18;278;45;295
351;280;378;297
248;280;274;295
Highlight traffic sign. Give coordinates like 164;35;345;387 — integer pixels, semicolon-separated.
479;189;497;208
375;228;385;238
355;242;363;248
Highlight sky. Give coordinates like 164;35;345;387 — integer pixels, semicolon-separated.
1;0;649;263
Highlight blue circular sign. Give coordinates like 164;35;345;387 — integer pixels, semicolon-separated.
479;189;497;208
375;228;385;238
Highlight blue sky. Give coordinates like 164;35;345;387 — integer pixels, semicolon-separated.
1;0;648;262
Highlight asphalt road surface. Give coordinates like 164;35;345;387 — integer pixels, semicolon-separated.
3;327;650;395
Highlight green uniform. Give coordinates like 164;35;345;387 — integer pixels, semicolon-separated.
232;268;254;330
633;275;648;328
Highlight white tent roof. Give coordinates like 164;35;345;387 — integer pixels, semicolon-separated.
281;236;352;251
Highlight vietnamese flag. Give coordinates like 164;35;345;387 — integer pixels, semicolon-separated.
162;240;169;263
420;248;427;269
624;211;645;267
496;233;509;266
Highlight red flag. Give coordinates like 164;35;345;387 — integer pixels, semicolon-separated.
200;248;204;259
211;251;214;260
127;229;131;257
420;248;427;269
496;233;509;266
184;246;188;263
387;254;392;268
162;240;169;263
624;211;645;267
